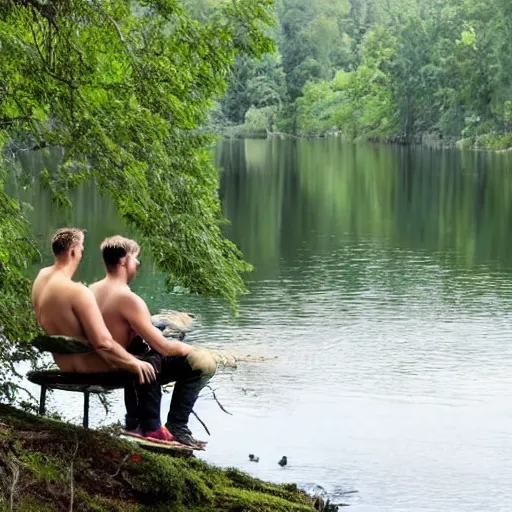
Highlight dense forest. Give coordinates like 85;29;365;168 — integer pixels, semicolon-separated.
190;0;512;147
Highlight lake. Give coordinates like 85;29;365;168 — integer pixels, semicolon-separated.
10;139;512;511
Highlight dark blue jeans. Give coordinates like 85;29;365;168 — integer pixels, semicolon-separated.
124;344;215;432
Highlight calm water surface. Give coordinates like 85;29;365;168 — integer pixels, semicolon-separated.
11;139;512;511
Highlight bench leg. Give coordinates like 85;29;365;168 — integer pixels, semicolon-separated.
83;392;90;428
38;385;47;416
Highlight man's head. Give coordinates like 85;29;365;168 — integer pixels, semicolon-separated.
100;235;140;282
51;228;86;264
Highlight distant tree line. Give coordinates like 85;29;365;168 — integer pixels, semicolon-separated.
188;0;512;146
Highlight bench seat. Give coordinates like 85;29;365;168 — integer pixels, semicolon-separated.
27;369;136;427
27;314;187;428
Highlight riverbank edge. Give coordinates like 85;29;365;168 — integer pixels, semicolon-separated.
218;128;512;152
0;404;318;512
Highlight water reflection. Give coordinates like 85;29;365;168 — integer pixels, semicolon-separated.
218;139;512;272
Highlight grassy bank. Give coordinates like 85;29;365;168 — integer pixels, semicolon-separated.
0;405;320;512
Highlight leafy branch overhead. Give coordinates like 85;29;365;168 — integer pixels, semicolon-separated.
0;0;275;307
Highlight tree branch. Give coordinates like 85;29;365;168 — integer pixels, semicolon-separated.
206;385;233;416
0;117;33;127
88;2;138;65
8;459;19;512
191;410;211;436
68;438;79;512
7;141;50;153
110;454;130;478
13;0;57;23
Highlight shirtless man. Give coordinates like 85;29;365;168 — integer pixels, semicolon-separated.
89;235;216;447
31;227;156;385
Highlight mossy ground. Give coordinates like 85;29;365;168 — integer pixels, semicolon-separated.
0;404;317;512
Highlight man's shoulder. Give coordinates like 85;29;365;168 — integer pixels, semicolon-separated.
120;288;145;306
88;280;103;293
69;281;94;301
36;266;52;277
116;289;149;316
33;266;53;285
74;281;90;291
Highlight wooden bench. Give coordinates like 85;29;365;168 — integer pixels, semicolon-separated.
27;334;144;428
27;369;135;428
27;312;194;428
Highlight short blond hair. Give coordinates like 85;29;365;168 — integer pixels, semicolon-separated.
51;228;86;256
100;235;140;269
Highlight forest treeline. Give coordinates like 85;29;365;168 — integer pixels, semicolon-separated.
187;0;512;148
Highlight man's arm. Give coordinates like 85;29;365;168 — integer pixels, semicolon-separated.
72;286;156;384
121;293;193;357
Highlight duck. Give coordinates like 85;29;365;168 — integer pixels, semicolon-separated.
249;454;260;462
278;456;287;467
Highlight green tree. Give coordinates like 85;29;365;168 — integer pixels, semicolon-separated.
296;80;342;136
277;0;351;101
219;55;256;124
297;26;396;138
0;0;274;403
0;166;39;403
219;53;286;125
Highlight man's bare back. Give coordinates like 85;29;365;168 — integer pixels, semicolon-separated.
90;277;191;358
31;228;155;384
89;280;134;349
32;266;112;373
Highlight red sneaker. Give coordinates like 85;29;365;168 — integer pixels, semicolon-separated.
143;426;176;443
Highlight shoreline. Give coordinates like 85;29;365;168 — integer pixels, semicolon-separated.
217;130;512;152
0;404;335;512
